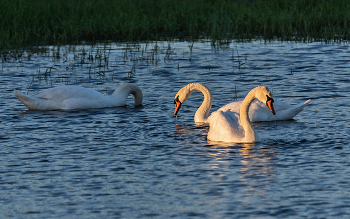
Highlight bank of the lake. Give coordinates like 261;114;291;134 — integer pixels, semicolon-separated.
1;0;350;51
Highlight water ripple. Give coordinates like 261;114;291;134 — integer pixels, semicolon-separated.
0;41;350;218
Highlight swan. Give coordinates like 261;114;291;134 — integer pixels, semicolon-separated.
173;83;309;123
218;98;310;122
15;83;143;110
206;86;275;143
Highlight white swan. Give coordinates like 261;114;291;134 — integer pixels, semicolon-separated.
15;83;143;110
218;98;310;122
206;86;275;143
173;83;309;123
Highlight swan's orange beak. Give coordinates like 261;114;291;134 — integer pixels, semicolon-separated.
266;98;275;115
174;101;182;115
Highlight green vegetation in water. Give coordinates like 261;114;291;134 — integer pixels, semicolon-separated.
2;41;249;95
2;42;196;92
1;0;350;51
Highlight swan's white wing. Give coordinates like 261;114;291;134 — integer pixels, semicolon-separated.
247;100;277;122
16;85;112;110
16;84;143;110
33;85;105;102
207;110;245;142
15;89;64;110
217;99;309;122
271;99;311;121
217;100;243;113
247;99;310;122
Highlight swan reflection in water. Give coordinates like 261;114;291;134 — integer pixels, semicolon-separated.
174;123;209;140
207;142;278;201
175;123;277;199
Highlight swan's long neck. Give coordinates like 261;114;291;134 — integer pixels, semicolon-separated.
112;84;143;105
188;83;213;123
240;89;259;142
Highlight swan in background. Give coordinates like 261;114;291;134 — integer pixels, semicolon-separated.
218;98;310;122
206;86;275;143
174;83;309;123
15;83;143;110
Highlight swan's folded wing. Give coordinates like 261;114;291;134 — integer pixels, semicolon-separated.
248;99;309;122
207;110;245;142
15;89;64;110
218;99;286;122
274;99;311;121
217;100;243;113
33;85;104;102
246;100;272;122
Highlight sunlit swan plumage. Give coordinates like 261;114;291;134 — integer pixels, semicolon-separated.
173;83;309;123
206;86;275;143
15;83;143;110
218;98;310;122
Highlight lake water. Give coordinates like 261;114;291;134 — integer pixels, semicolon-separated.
1;40;350;218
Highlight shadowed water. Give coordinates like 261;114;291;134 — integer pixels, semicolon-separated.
1;40;350;218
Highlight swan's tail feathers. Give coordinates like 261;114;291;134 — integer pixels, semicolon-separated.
277;99;311;120
294;99;311;111
15;90;37;110
304;99;311;105
15;89;30;103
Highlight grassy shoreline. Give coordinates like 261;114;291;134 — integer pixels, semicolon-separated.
1;0;350;51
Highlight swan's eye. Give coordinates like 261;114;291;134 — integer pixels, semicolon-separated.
266;95;274;102
266;95;274;105
174;96;180;104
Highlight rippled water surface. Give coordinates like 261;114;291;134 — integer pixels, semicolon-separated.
1;40;350;218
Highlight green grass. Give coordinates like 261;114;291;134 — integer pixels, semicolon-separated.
1;0;350;51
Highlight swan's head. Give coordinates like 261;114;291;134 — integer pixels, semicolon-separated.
255;86;275;115
173;85;192;115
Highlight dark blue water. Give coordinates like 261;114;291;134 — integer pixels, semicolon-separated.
1;41;350;218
